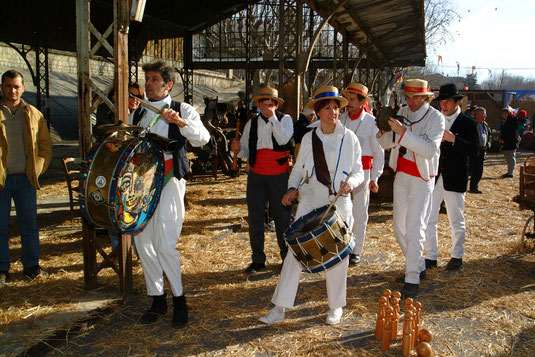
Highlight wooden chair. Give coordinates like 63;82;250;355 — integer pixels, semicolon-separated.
61;157;80;214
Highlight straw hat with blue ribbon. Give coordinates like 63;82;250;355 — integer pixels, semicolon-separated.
306;86;348;110
252;87;285;105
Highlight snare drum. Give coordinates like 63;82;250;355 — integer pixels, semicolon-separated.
80;132;165;233
284;205;355;273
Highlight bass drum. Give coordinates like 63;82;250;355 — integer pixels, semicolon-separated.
80;132;165;233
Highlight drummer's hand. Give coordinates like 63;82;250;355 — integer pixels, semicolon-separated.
338;181;352;195
161;108;187;128
282;189;297;206
369;180;379;193
231;139;241;153
388;117;404;135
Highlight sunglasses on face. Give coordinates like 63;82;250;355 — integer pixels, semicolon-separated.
129;94;143;100
357;94;366;101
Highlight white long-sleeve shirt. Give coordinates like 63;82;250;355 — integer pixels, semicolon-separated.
289;120;364;207
128;94;210;160
377;102;444;181
339;110;384;182
237;113;293;159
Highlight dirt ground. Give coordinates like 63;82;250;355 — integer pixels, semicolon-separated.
1;148;534;356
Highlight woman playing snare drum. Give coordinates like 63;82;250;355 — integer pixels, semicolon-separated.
259;86;364;325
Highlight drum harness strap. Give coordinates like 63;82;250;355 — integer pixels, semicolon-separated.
311;128;346;196
137;104;177;187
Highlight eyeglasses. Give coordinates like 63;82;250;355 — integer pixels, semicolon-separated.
129;94;143;100
357;94;366;101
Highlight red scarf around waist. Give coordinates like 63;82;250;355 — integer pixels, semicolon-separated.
250;148;289;175
396;156;422;178
362;155;372;170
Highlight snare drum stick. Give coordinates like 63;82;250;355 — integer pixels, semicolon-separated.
129;93;188;127
319;172;353;224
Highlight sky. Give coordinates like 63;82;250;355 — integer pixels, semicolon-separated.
430;0;535;82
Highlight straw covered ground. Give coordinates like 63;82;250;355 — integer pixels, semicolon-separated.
1;151;534;356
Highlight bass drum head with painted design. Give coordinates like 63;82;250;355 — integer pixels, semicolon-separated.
80;133;165;234
111;140;165;233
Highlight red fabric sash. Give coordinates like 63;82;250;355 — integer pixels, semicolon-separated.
397;156;421;178
250;148;289;175
362;155;372;170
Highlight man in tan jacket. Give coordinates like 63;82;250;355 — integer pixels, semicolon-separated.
0;70;52;288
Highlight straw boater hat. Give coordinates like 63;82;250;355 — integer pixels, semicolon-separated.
341;82;368;98
403;79;434;97
433;83;464;101
252;87;284;105
306;86;348;110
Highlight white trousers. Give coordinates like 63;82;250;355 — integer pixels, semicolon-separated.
424;176;466;260
351;169;370;255
133;178;185;297
271;191;353;309
393;172;433;284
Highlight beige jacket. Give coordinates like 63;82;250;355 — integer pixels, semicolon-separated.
0;102;52;190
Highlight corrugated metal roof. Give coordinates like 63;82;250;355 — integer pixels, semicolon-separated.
307;0;426;67
0;0;425;67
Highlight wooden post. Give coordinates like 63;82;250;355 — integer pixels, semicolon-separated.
114;0;133;300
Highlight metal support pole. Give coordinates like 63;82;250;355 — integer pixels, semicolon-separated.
294;0;303;117
35;47;51;128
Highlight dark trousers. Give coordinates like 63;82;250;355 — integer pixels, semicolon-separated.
0;174;39;272
246;170;291;265
470;151;485;190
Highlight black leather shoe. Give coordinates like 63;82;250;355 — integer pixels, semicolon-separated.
446;257;463;270
469;189;482;194
348;254;360;266
23;265;49;280
140;294;167;324
172;295;189;328
425;259;437;269
401;283;419;300
245;262;265;274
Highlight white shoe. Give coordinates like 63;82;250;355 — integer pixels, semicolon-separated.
259;306;285;324
326;307;343;325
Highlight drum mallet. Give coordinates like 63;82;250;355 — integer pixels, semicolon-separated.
319;172;353;224
129;93;188;127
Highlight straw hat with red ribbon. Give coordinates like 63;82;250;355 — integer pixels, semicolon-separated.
403;79;434;97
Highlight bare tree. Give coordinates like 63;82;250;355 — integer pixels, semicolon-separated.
481;73;535;90
424;0;461;49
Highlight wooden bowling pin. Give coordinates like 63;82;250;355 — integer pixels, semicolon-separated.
412;301;422;348
375;296;388;339
401;310;414;356
383;289;392;306
381;306;393;351
391;297;400;341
